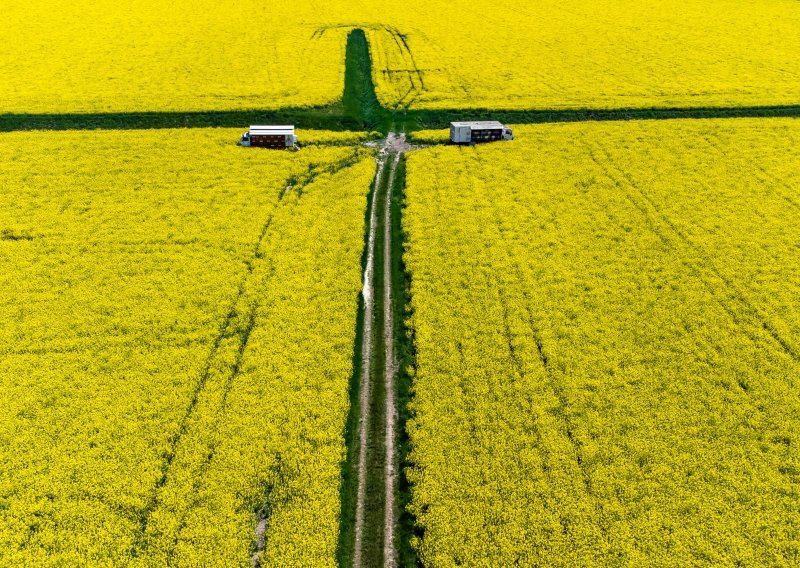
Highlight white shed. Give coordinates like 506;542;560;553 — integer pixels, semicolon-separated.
450;121;514;145
241;125;298;149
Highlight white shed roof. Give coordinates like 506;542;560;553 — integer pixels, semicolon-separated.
450;121;506;129
250;125;295;135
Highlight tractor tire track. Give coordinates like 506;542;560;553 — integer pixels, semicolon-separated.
382;25;427;105
133;153;366;560
131;195;283;557
385;26;426;91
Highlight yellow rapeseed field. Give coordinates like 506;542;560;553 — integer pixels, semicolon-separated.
3;0;800;564
0;0;347;114
403;118;800;566
363;0;800;110
3;0;800;113
0;129;373;566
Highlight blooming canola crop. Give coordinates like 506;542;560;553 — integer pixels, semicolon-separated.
403;118;800;567
3;0;800;114
0;128;374;567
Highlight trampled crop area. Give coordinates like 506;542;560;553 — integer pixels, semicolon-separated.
2;0;800;114
403;119;800;566
0;129;373;566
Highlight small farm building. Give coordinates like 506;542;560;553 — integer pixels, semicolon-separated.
241;126;298;149
450;121;514;145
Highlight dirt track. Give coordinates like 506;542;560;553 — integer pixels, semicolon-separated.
383;150;401;568
353;133;414;568
353;142;384;568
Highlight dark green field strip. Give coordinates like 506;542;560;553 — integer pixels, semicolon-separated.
0;107;360;133
343;29;387;130
399;104;800;131
3;103;799;134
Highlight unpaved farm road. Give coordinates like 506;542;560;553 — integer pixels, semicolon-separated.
352;136;384;568
353;132;417;568
383;147;401;568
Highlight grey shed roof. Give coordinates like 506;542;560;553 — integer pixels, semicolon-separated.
250;125;295;135
450;121;506;129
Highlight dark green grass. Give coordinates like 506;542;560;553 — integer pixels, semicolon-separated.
0;107;360;132
343;29;387;131
2;101;798;134
397;105;800;133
